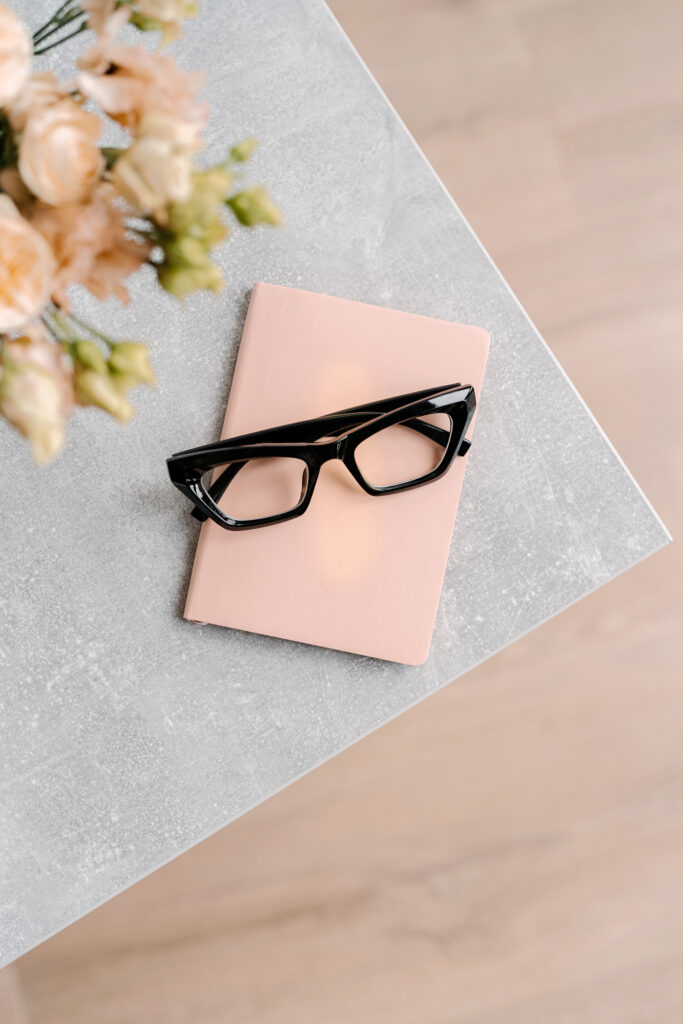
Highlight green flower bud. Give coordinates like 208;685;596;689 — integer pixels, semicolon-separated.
75;369;135;423
129;12;165;33
229;137;259;163
157;260;224;298
196;166;234;201
201;218;229;247
72;339;108;374
226;186;282;227
162;233;210;268
167;168;233;234
108;343;155;387
166;200;197;235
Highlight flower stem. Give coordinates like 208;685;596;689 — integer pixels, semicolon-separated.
34;19;88;55
42;317;76;360
33;9;85;47
42;311;72;347
66;311;117;347
33;1;74;32
32;2;81;44
127;225;160;244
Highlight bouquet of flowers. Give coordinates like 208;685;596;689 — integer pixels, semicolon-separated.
0;1;280;463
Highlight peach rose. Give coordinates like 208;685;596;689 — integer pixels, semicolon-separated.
77;40;208;132
112;112;200;220
0;167;32;206
30;183;152;309
18;99;104;207
0;196;55;332
0;3;32;107
7;71;65;132
0;325;73;464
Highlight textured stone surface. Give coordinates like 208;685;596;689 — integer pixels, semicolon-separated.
0;0;669;967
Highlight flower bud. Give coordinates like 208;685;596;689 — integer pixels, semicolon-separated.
227;186;282;227
108;342;155;386
167;167;233;234
157;260;224;298
130;0;198;46
229;137;258;163
73;339;108;374
0;364;67;464
74;368;134;423
195;166;233;200
201;218;229;247
162;233;208;267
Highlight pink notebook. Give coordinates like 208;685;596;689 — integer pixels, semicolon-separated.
185;284;489;664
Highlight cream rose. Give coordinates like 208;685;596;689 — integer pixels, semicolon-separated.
112;112;198;220
0;4;32;107
19;99;104;207
0;196;55;332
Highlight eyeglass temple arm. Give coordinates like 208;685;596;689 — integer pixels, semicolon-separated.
326;383;463;420
206;384;463;450
274;383;464;442
217;403;462;456
317;412;446;444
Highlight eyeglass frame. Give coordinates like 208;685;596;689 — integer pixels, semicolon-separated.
166;382;476;531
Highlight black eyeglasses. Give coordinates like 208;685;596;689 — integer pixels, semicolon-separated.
167;382;476;530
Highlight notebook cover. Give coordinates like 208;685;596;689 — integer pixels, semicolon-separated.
184;283;489;664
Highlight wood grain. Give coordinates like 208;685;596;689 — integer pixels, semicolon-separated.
14;0;683;1021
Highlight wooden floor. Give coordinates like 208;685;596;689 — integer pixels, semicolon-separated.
6;0;683;1020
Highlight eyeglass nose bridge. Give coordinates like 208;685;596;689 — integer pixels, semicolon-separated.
310;433;350;463
310;438;361;498
335;434;350;460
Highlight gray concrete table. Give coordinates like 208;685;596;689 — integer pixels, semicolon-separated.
0;0;669;967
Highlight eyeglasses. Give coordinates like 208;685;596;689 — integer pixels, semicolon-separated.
167;382;476;530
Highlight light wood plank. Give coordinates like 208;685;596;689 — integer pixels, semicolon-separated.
0;967;30;1024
